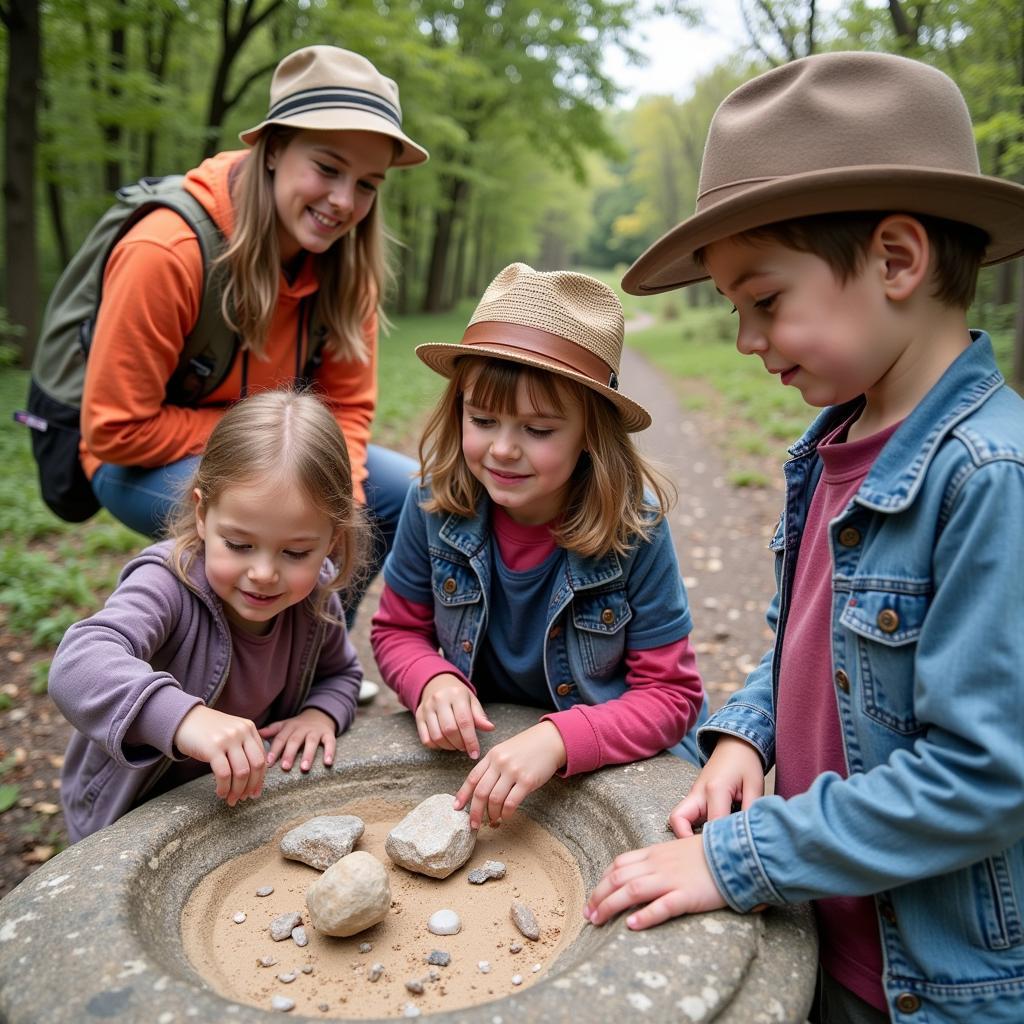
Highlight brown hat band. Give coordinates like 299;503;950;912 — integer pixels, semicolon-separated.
461;321;617;390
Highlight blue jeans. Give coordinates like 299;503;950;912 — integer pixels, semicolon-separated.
92;444;416;622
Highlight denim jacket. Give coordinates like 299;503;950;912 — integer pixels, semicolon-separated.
698;334;1024;1023
387;483;707;754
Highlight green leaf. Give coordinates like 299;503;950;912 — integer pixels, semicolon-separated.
0;785;21;814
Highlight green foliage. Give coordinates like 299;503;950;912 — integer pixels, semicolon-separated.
0;786;20;814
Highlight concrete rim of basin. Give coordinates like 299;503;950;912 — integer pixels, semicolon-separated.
0;705;816;1022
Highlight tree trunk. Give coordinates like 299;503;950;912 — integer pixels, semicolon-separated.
143;9;176;175
422;176;470;313
104;0;127;192
2;0;41;366
449;209;469;309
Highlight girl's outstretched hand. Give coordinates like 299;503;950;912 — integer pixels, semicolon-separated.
260;708;338;773
415;674;494;759
669;735;765;837
453;721;566;829
173;704;266;807
584;836;726;929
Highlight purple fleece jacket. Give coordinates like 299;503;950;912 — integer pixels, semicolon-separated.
49;540;362;841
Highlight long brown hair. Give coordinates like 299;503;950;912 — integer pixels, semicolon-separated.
418;357;674;558
218;126;393;363
166;390;369;622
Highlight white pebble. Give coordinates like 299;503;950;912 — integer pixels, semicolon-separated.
532;963;541;973
301;964;313;975
271;995;295;1012
291;926;308;947
359;942;372;953
403;1004;421;1018
277;971;296;983
256;886;274;897
478;960;491;973
427;909;462;935
511;974;523;986
258;956;278;968
232;912;246;924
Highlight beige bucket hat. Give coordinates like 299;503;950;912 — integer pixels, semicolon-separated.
416;263;651;432
623;51;1024;294
239;45;428;167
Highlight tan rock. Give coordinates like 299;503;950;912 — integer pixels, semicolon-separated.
384;794;476;879
305;851;390;937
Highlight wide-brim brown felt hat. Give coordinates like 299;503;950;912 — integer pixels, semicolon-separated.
416;263;652;432
623;51;1024;294
240;45;428;167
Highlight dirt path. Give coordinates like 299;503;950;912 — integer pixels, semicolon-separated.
0;342;787;897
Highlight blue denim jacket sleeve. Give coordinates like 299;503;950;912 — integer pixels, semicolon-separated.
381;482;434;606
702;458;1024;912
695;586;780;771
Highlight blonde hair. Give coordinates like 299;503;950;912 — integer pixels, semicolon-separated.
167;390;369;622
218;127;393;363
418;358;674;558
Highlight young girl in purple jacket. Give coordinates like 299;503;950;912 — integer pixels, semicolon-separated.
50;390;367;841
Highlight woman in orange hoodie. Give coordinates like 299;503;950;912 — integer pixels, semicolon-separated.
80;45;428;621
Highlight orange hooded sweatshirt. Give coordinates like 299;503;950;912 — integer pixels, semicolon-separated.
80;150;376;503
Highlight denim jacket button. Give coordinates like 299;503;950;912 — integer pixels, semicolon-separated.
834;669;851;693
877;608;900;633
838;526;861;547
556;683;573;696
443;578;457;594
895;993;921;1014
880;901;897;925
600;608;615;625
461;640;473;653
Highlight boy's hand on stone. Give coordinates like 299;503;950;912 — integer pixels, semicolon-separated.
173;705;266;806
415;674;494;758
584;836;725;929
669;736;764;837
453;722;566;829
260;708;337;772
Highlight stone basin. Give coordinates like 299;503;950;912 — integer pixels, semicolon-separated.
0;705;816;1022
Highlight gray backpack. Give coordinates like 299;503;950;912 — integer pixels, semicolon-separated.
16;175;323;522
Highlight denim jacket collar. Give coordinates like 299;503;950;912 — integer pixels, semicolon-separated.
436;495;624;591
788;332;1004;515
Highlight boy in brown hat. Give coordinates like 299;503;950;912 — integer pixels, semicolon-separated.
586;51;1024;1024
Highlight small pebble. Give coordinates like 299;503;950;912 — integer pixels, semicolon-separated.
318;1005;329;1013
359;942;372;953
232;911;246;924
478;960;491;974
278;971;297;984
368;963;385;982
403;1004;421;1018
532;963;541;973
427;908;462;935
256;886;274;897
509;942;522;954
291;926;308;948
428;968;441;981
258;956;279;968
270;912;303;942
467;859;507;885
511;974;523;986
405;979;425;995
301;965;313;975
271;995;295;1013
510;901;540;941
426;950;451;967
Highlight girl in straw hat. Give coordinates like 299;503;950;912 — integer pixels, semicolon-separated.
371;263;708;829
79;45;426;627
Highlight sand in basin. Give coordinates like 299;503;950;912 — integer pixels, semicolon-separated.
181;797;585;1018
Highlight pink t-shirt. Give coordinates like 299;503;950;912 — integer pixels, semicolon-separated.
775;416;900;1012
371;507;702;774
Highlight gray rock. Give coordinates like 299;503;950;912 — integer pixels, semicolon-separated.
405;979;424;995
509;942;522;954
270;912;304;941
318;1004;329;1013
510;901;540;941
427;909;461;936
467;860;507;884
426;950;450;967
232;911;246;924
306;851;390;937
256;886;274;897
271;995;295;1012
358;942;372;953
258;955;279;968
291;926;308;947
368;962;385;982
301;965;313;975
280;815;365;871
385;794;476;878
277;971;296;984
428;968;441;981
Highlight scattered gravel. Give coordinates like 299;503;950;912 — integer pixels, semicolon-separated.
277;971;296;984
405;979;425;995
256;886;274;897
301;964;313;975
403;1003;421;1017
232;912;246;924
427;908;462;935
532;963;542;973
359;942;372;953
270;912;304;941
258;955;279;968
291;926;308;947
271;995;295;1012
477;960;491;974
426;949;450;967
511;974;523;986
509;942;522;954
368;963;385;982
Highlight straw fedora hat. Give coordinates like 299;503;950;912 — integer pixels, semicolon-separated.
623;51;1024;294
416;263;651;432
239;45;428;167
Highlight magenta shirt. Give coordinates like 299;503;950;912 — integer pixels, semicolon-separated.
371;507;702;775
775;416;900;1012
